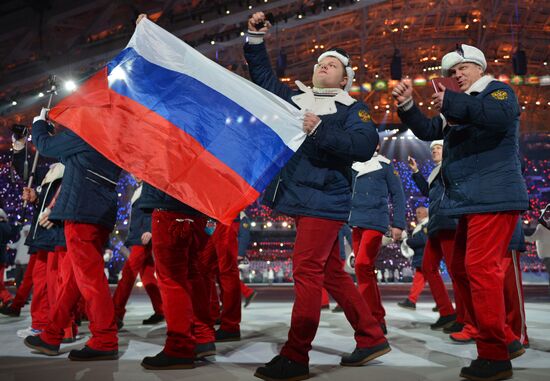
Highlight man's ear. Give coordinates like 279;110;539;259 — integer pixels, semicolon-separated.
340;75;348;88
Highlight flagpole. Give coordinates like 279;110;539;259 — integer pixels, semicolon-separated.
23;75;57;208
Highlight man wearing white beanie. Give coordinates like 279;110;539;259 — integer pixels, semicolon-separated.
392;44;528;380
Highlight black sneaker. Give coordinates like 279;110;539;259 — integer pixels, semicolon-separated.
215;329;241;342
244;290;257;308
195;341;216;358
340;341;391;366
0;302;21;317
142;313;165;325
254;355;309;381
141;351;195;370
430;314;456;330
397;299;416;310
68;346;118;361
443;321;464;334
24;335;60;356
380;323;388;335
508;340;526;360
332;305;344;313
459;358;512;381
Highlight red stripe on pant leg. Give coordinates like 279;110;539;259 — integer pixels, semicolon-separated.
140;246;163;316
354;228;385;324
112;245;147;320
153;211;207;356
240;280;254;298
408;269;425;303
31;250;50;330
280;217;343;365
216;222;242;332
464;212;519;361
41;244;81;346
503;250;528;344
65;222;117;351
323;234;386;349
11;255;36;310
422;234;455;316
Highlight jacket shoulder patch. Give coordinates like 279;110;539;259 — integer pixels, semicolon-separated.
358;109;371;122
490;90;508;100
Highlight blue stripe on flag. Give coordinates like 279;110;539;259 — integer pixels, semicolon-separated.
107;47;293;191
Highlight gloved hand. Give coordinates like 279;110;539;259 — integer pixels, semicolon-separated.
32;108;49;124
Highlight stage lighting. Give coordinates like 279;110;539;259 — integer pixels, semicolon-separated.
64;80;77;91
38;92;44;98
11;100;17;106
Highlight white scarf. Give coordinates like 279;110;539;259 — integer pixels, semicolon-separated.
130;183;143;205
41;163;64;186
352;154;391;177
428;163;441;186
291;81;356;115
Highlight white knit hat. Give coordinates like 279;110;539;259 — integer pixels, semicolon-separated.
314;48;355;92
430;140;444;149
441;44;487;77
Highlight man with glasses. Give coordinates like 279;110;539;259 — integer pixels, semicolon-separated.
392;44;528;380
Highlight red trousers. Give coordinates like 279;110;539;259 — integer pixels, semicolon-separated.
31;250;50;330
502;250;528;345
152;210;212;358
280;216;386;365
240;280;254;298
202;222;241;332
0;264;13;304
11;254;37;310
407;269;426;303
422;230;457;317
321;288;330;306
352;228;385;324
451;212;519;361
112;245;163;320
40;222;117;351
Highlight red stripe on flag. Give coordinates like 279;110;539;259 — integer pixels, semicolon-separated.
49;68;259;224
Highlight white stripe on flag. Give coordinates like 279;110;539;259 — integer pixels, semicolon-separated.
128;19;305;152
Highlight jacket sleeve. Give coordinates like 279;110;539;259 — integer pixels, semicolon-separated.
411;171;430;197
397;104;445;141
406;229;427;249
312;103;378;162
243;42;294;102
441;86;519;133
32;121;88;160
386;164;407;230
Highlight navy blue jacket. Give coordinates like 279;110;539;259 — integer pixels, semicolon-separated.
412;170;457;236
508;219;526;252
348;158;407;233
244;42;379;221
25;177;66;251
0;222;18;265
125;192;152;247
139;183;202;215
398;80;528;216
406;223;428;268
32;120;121;228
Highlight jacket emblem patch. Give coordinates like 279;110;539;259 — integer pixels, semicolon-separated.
490;90;508;100
358;110;371;122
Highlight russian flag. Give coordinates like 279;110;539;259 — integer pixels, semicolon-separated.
49;19;305;224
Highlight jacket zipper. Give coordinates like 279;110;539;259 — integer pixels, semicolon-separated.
271;176;282;204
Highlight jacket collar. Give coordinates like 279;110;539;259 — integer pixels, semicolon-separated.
293;80;356;107
465;75;494;95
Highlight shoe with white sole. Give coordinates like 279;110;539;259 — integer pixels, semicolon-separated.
17;327;43;338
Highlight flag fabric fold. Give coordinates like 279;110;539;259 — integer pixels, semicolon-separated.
48;18;305;224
